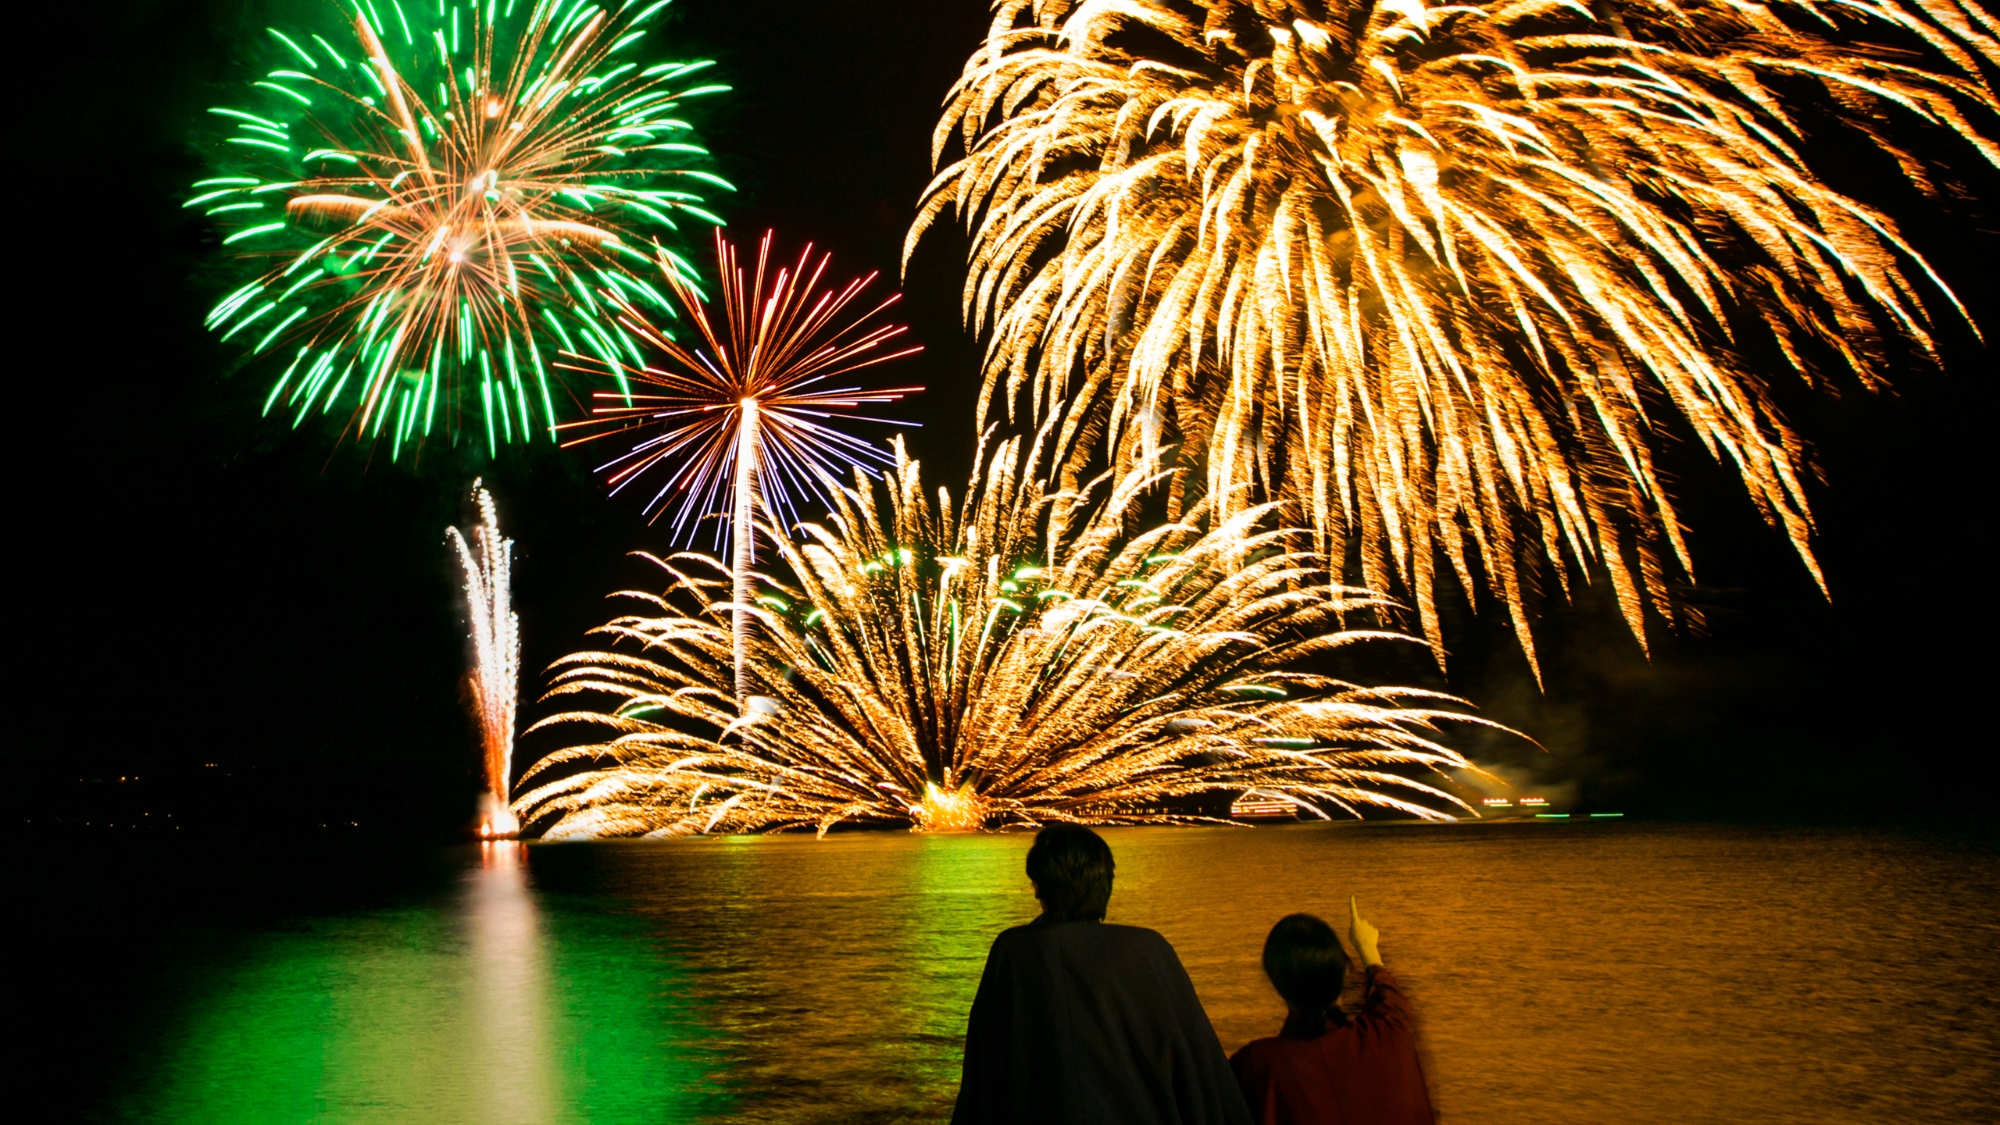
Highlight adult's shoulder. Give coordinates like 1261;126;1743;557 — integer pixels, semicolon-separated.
988;920;1184;965
984;922;1042;958
990;921;1041;943
1091;922;1171;944
1095;922;1181;958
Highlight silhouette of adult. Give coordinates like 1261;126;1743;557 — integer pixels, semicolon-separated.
952;824;1253;1125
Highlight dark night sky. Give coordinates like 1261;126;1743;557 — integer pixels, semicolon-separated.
15;0;1998;842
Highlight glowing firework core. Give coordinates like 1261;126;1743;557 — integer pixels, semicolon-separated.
914;783;985;834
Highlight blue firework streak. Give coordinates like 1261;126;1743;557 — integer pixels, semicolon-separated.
559;230;924;553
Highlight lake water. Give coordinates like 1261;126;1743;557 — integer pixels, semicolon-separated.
76;822;1998;1123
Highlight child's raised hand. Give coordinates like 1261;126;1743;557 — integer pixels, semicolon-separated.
1348;895;1384;967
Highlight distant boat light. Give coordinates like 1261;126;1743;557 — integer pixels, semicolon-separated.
1231;792;1296;820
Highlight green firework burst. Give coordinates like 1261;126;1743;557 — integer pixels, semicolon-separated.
191;0;732;461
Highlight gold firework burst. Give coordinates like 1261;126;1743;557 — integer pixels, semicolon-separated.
514;430;1508;837
910;0;1998;676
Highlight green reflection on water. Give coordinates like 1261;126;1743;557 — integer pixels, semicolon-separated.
856;832;1029;1115
596;831;1031;1122
898;834;1026;1084
120;845;725;1125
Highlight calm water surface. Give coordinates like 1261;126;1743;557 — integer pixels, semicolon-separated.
95;823;1998;1123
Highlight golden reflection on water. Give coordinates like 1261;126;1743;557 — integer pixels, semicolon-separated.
117;824;1998;1124
467;843;555;1125
537;824;1998;1124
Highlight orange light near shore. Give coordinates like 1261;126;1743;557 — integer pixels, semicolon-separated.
478;792;521;840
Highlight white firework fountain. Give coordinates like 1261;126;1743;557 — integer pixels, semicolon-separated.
449;480;521;838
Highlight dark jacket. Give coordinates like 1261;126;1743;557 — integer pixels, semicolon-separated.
953;917;1254;1125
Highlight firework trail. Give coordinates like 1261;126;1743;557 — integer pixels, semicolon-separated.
910;0;1999;677
557;230;924;700
514;428;1508;837
450;480;521;837
193;0;732;461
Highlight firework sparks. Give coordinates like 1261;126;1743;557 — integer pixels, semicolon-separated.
556;229;924;701
910;0;1999;677
450;480;521;837
193;0;732;460
558;230;925;545
513;430;1508;837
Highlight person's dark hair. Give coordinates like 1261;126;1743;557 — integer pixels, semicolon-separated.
1263;913;1349;1037
1025;824;1114;921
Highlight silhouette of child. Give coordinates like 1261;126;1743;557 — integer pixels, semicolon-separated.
1230;898;1436;1125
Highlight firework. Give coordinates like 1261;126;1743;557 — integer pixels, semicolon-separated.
193;0;732;460
910;0;1998;676
450;480;521;837
512;429;1506;837
557;230;924;699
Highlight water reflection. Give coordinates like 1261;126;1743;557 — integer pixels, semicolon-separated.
121;841;723;1124
467;843;556;1125
530;825;1999;1125
109;825;1999;1125
551;831;1028;1122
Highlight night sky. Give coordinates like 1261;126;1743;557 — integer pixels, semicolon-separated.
18;0;1998;844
